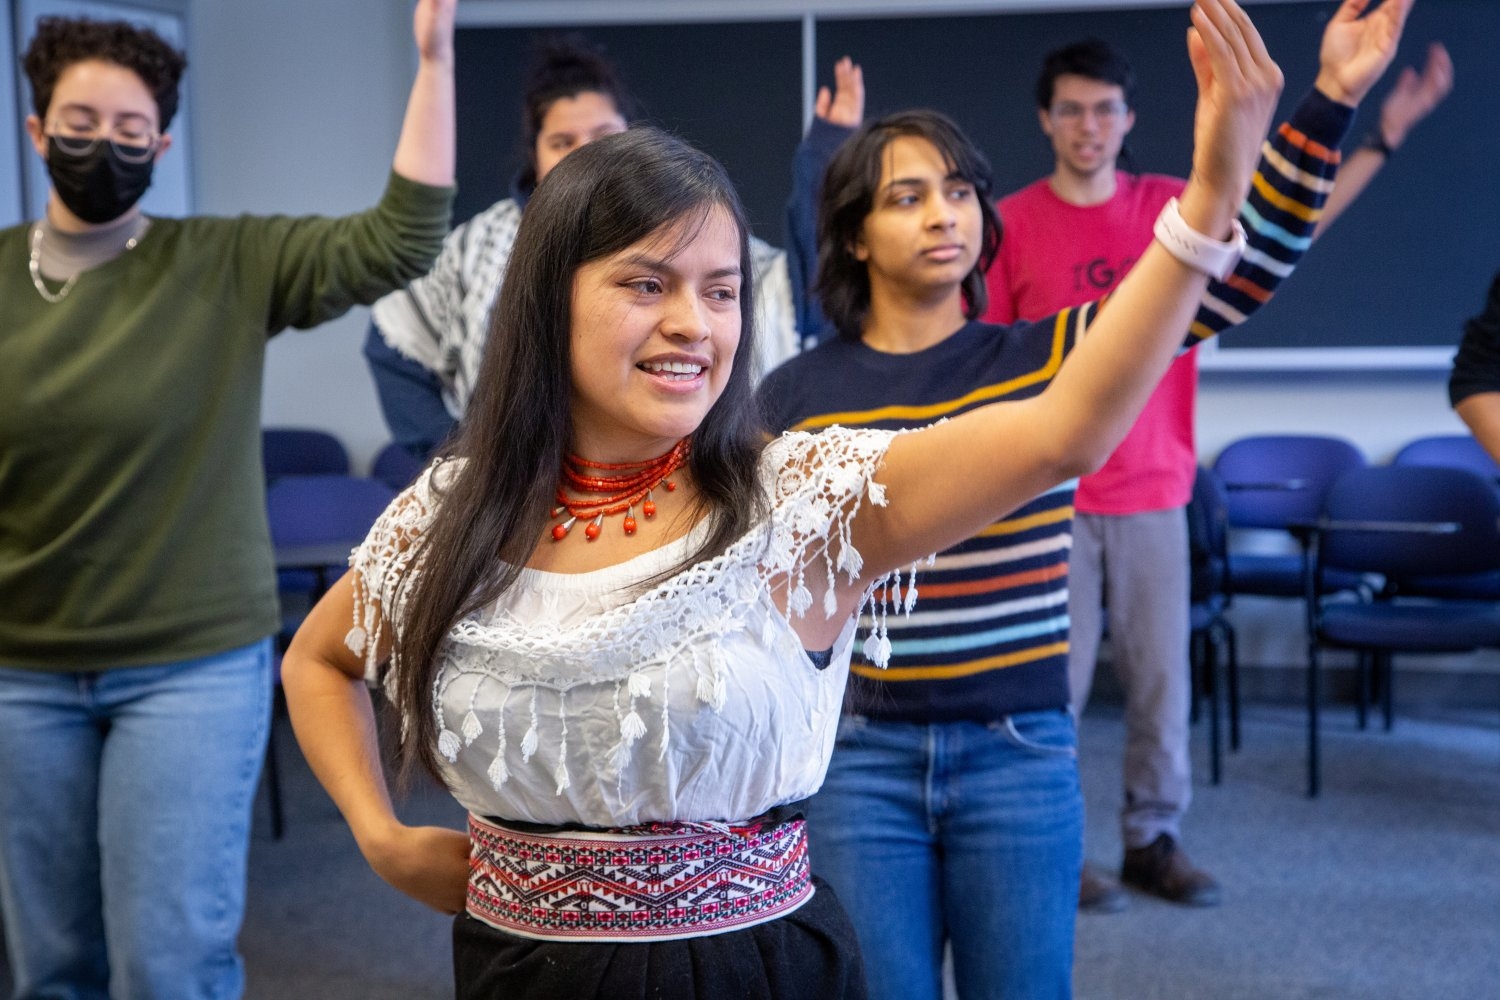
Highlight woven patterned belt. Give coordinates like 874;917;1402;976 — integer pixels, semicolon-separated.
466;812;814;942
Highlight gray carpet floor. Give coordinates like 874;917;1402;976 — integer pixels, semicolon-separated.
2;700;1496;999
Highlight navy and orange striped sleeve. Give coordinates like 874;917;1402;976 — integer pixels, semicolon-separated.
1188;89;1355;344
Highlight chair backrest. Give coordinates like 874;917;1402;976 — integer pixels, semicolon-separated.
1391;434;1500;484
262;428;350;481
1186;466;1231;604
1212;434;1366;529
371;442;426;492
1319;465;1500;580
266;475;397;547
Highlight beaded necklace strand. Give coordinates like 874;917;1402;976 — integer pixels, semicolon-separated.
551;438;690;541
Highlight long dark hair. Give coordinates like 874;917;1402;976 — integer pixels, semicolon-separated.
392;127;766;783
515;34;640;194
815;109;1002;342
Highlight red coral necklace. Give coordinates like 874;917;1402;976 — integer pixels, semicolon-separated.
551;438;690;541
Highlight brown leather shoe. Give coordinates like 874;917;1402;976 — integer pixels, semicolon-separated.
1079;862;1129;913
1121;834;1221;907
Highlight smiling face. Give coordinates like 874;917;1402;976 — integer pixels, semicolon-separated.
567;203;744;462
1039;74;1134;181
533;90;628;184
854;135;983;304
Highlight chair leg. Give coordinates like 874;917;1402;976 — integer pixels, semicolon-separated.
1188;632;1202;725
1307;640;1321;798
1207;630;1222;786
1355;651;1369;731
1380;652;1395;731
1225;622;1241;753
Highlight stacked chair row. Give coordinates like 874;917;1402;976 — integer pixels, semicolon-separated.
1200;434;1500;797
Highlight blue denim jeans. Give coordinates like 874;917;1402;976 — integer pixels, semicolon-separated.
807;710;1082;1000
0;639;272;1000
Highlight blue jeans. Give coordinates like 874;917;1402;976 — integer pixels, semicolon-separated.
0;639;273;1000
807;711;1082;1000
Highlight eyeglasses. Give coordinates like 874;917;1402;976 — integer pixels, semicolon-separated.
1049;100;1128;125
46;117;160;164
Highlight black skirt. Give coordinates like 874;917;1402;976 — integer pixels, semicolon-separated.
452;876;866;1000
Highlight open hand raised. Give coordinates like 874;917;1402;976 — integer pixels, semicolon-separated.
814;57;865;127
1179;0;1284;237
1378;41;1452;147
1316;0;1415;106
413;0;457;66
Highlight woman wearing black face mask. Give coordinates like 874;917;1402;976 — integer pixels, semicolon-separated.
0;5;456;997
40;114;157;224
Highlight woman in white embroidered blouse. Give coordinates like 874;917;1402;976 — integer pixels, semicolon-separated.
283;2;1282;994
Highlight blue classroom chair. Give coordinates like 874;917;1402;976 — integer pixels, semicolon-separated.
1212;434;1368;599
1301;465;1500;797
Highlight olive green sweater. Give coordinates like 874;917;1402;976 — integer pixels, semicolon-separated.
0;173;453;670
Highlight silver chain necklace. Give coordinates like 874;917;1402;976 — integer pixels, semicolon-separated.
28;223;139;304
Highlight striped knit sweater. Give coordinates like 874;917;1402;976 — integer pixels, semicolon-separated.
758;90;1351;722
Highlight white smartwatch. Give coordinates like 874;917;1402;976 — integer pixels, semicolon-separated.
1152;197;1247;281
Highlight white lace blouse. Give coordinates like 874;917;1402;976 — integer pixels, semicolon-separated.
347;427;925;829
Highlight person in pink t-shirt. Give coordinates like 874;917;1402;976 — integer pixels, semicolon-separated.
985;33;1452;914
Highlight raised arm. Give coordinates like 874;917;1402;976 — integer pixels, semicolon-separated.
252;0;458;334
828;0;1284;626
785;58;864;345
392;0;457;187
1189;0;1418;342
1315;41;1451;237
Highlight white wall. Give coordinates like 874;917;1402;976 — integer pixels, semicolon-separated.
1198;369;1465;465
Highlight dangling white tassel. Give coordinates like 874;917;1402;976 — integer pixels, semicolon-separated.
345;624;368;656
554;761;571;794
437;729;462;762
628;671;652;698
789;582;813;616
461;710;483;745
621;710;647;743
696;674;717;705
520;725;539;761
487;751;509;790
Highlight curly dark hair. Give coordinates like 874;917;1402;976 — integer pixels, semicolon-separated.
23;16;187;131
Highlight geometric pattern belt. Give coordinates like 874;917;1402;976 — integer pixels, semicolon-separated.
466;812;814;942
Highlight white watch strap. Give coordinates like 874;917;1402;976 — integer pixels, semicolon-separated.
1152;197;1247;281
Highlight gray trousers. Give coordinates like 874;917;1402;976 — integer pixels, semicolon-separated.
1067;507;1191;849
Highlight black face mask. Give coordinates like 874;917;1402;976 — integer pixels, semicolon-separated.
45;137;155;225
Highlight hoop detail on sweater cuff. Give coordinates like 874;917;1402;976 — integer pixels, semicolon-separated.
1152;197;1246;281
